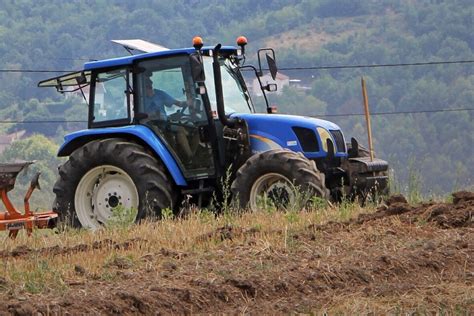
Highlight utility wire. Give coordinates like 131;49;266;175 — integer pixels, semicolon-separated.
0;108;471;124
278;60;474;71
0;69;76;73
1;59;473;73
0;120;87;124
313;107;474;118
56;57;95;61
0;60;471;124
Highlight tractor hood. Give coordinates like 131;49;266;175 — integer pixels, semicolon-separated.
234;113;341;130
232;113;347;158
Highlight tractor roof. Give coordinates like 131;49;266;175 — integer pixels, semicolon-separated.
38;44;237;90
84;46;237;70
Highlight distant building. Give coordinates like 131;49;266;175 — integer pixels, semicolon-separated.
289;78;312;91
0;130;26;155
252;72;290;96
66;82;105;105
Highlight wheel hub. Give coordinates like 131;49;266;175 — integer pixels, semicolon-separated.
249;173;295;211
266;182;291;207
75;165;139;229
107;195;120;208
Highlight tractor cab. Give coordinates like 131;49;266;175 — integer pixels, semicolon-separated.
38;39;264;182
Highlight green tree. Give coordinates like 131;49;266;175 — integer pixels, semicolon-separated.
0;135;63;209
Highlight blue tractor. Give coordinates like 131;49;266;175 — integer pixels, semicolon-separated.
39;37;388;229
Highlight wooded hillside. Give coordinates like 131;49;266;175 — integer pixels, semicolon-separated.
0;0;472;206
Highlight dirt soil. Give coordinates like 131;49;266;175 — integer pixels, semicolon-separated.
1;191;473;314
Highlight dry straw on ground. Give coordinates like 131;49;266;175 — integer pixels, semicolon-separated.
1;192;473;314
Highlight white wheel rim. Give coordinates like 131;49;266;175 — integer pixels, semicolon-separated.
249;173;295;211
75;165;139;230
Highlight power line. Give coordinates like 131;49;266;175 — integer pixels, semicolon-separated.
56;57;95;61
278;60;474;71
1;59;473;74
0;69;76;73
0;108;471;125
0;120;86;124
312;108;474;118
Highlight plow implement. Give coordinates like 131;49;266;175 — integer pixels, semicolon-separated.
0;162;57;238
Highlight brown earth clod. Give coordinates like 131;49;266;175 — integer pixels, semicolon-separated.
0;237;147;259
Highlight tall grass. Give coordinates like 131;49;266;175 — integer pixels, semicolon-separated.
0;200;373;296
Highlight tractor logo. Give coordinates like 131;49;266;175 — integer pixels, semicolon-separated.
7;222;24;230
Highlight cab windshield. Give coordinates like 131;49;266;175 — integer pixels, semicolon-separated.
203;56;253;114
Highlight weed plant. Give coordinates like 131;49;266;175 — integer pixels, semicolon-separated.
106;205;137;229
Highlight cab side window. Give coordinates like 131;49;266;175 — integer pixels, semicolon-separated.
92;68;131;125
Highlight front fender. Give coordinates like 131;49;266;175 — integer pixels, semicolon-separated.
248;131;283;154
58;125;187;186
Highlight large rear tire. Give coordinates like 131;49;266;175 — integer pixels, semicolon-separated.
53;138;174;229
231;149;328;211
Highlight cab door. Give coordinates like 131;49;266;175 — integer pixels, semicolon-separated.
136;56;215;179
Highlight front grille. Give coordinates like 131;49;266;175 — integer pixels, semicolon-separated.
292;127;319;152
330;130;345;152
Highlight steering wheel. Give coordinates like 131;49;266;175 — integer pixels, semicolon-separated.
168;104;189;122
168;98;202;124
179;104;189;116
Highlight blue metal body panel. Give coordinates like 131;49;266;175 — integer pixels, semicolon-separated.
232;113;347;159
68;46;348;188
84;46;237;70
59;125;187;186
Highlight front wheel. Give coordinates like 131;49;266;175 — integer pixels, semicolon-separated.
231;149;328;211
53;138;174;229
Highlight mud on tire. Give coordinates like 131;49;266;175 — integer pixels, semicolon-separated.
231;149;329;211
53;138;174;229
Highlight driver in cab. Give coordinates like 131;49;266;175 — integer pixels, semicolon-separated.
143;77;198;162
144;77;188;118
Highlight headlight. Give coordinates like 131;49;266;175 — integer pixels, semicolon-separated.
316;127;332;152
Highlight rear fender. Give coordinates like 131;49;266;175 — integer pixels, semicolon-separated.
58;125;187;186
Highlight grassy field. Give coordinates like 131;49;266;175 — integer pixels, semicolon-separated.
1;193;473;314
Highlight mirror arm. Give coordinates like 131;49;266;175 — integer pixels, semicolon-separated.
239;65;273;114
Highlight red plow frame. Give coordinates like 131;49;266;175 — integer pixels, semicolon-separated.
0;162;57;238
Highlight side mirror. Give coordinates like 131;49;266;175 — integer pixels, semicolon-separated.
257;48;278;79
266;54;278;80
189;53;205;83
264;83;277;92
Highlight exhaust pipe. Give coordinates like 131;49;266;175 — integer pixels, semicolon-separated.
212;44;236;128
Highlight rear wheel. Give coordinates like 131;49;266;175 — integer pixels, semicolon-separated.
53;138;174;229
231;149;328;211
